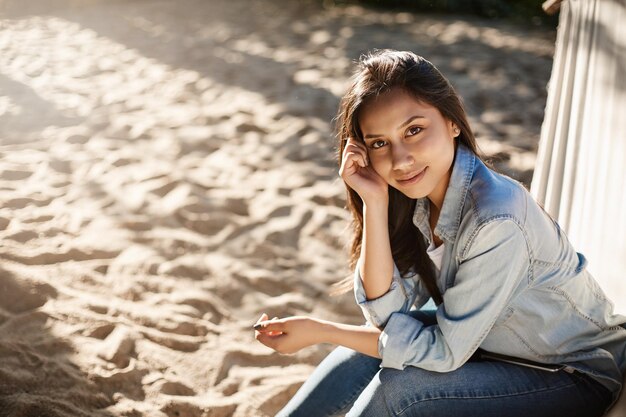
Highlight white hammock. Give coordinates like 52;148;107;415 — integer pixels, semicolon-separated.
531;0;626;315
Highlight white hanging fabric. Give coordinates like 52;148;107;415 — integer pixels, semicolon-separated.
531;0;626;314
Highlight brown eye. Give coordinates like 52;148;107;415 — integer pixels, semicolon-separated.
370;140;387;149
407;126;422;136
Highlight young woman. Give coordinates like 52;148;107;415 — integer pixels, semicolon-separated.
253;50;626;417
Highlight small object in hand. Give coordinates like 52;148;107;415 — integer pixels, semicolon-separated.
253;323;263;330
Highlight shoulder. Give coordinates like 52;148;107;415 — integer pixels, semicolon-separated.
466;160;530;225
455;161;532;258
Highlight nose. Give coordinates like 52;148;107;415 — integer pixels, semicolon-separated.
391;142;415;171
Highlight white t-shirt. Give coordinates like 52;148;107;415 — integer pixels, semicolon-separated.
427;236;445;274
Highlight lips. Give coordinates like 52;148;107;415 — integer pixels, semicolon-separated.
396;167;427;184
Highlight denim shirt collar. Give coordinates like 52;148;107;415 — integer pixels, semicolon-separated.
412;143;476;244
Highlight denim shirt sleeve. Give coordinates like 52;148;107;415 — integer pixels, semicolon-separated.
378;219;530;372
354;262;431;328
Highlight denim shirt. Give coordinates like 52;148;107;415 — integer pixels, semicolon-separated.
354;143;626;401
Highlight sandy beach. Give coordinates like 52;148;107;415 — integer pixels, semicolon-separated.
0;0;558;415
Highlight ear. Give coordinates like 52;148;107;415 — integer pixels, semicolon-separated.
447;120;461;138
449;121;460;138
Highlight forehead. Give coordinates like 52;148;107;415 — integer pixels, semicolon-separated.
358;89;441;134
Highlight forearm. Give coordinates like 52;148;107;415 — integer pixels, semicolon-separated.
318;319;382;359
359;200;394;300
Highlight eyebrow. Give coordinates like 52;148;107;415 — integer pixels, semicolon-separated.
363;115;426;139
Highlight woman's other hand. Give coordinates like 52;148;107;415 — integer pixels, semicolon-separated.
339;138;388;204
253;313;324;355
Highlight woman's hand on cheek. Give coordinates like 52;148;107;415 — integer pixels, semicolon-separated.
339;138;388;204
253;314;324;355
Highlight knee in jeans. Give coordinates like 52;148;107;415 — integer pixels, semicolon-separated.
377;367;434;414
345;373;391;417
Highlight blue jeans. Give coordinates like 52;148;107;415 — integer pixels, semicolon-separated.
276;310;613;417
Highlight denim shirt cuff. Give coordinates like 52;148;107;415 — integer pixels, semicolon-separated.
354;264;406;328
378;312;424;370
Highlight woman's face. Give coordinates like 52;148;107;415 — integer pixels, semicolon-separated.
357;88;458;207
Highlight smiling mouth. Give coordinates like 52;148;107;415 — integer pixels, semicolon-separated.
397;167;427;184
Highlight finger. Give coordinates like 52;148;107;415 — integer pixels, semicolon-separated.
269;317;281;334
254;314;281;343
254;313;269;326
253;313;269;336
346;140;368;154
255;332;285;349
346;142;369;161
346;139;369;156
341;141;366;161
255;321;281;332
347;148;369;167
345;152;367;168
254;320;287;333
344;142;368;161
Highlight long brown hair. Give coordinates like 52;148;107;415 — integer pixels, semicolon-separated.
332;50;483;305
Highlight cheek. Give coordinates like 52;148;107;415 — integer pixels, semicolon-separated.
369;157;390;179
437;140;456;170
428;132;455;155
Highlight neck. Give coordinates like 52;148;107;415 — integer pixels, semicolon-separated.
428;169;451;244
427;167;451;219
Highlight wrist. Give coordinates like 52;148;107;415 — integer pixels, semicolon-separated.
363;197;389;214
315;319;383;358
315;319;335;345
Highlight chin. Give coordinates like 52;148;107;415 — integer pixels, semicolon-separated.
393;186;429;200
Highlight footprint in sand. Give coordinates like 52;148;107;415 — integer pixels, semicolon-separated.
139;327;204;352
242;205;314;250
21;214;55;224
4;229;39;243
0;216;10;230
120;216;153;232
4;246;121;266
107;245;166;277
0;169;33;181
91;362;147;401
0;266;57;314
212;351;299;386
148;378;196;396
232;270;294;297
148;178;183;198
256;382;306;417
5;195;52;209
155;319;209;338
96;326;136;368
222;197;249;217
47;158;73;174
175;209;236;236
64;133;89;144
84;322;116;340
157;258;208;281
160;400;236;417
